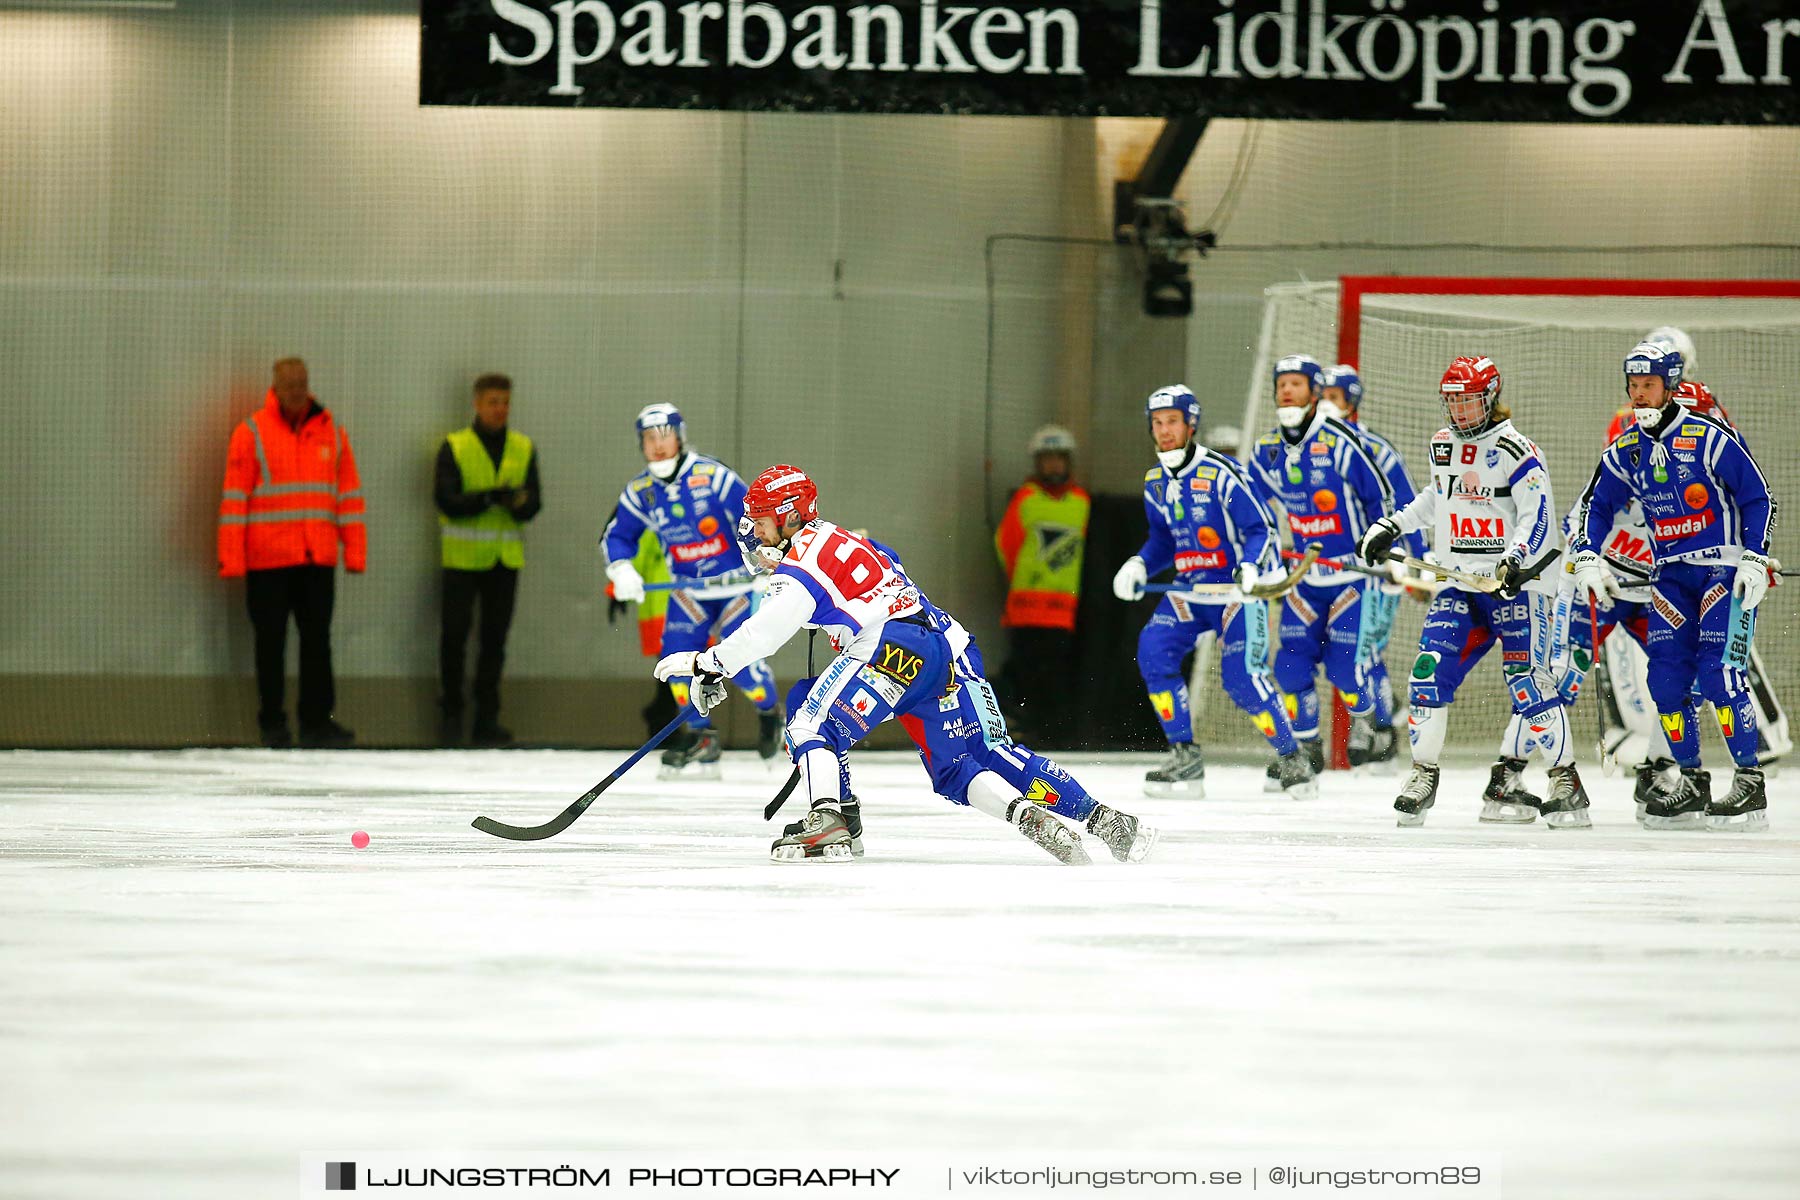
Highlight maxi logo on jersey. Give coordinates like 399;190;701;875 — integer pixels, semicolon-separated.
1606;528;1654;569
1449;513;1506;551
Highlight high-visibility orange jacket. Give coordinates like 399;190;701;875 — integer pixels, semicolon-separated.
218;391;367;577
995;479;1090;631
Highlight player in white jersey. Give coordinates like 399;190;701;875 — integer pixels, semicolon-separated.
651;465;1158;865
1357;356;1588;829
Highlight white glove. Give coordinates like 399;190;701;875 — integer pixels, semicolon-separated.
1734;551;1776;611
606;559;646;603
653;649;728;714
1112;556;1148;602
1234;561;1263;593
1568;550;1617;605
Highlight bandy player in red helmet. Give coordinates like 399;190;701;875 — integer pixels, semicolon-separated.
1357;356;1586;829
652;465;1158;866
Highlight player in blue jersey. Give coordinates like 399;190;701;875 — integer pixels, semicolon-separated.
1112;386;1317;800
1571;342;1779;831
654;466;1158;865
602;404;781;777
1247;356;1396;778
1320;363;1426;773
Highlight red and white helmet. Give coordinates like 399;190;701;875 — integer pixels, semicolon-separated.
744;464;819;524
1673;379;1731;426
1439;356;1502;435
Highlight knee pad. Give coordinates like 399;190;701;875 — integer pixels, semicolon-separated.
1409;650;1445;707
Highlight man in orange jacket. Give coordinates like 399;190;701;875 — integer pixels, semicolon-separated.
993;425;1090;745
219;357;365;747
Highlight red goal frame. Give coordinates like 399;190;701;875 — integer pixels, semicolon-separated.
1326;275;1800;769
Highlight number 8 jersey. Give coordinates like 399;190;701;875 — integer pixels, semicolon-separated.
706;520;967;677
1390;418;1559;595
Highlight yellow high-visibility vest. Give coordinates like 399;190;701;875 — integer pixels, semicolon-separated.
440;427;532;569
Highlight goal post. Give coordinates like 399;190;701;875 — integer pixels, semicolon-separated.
1243;275;1800;767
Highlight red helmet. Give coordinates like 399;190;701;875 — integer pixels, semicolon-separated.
744;464;819;524
1674;379;1732;427
1439;355;1501;434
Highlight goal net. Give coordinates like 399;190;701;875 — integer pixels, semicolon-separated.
1242;277;1800;760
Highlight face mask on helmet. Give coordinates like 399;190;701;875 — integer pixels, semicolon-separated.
1438;356;1501;435
636;404;686;479
1623;342;1682;431
737;514;784;571
1144;386;1199;468
1276;403;1311;430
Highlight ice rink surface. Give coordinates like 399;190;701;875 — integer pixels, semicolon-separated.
4;748;1800;1200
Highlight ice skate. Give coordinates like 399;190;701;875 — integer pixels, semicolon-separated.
1478;757;1540;824
1634;757;1674;822
1144;741;1205;799
1394;763;1440;827
1085;804;1158;863
1707;766;1768;832
1540;764;1593;830
1365;723;1400;773
784;795;863;856
1275;748;1317;800
1642;766;1709;830
657;726;722;780
756;704;785;762
770;804;855;862
1345;713;1378;768
1012;803;1091;865
1303;737;1325;776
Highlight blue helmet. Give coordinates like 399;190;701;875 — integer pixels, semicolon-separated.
1272;354;1323;396
1320;364;1363;409
635;402;686;444
1145;385;1200;432
1622;341;1683;395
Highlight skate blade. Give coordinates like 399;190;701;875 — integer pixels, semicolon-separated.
771;841;855;863
1640;813;1706;830
1479;803;1538;824
1544;808;1593;830
1144;779;1205;800
1283;781;1319;801
1124;825;1160;864
1395;808;1430;827
1706;810;1769;832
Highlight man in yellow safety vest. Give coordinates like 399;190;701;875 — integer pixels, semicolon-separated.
436;373;542;745
993;424;1090;745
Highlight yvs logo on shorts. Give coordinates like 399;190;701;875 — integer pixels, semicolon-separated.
873;642;923;685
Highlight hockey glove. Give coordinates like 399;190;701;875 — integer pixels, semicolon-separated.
1493;556;1525;600
1567;550;1616;605
1112;556;1148;602
1357;517;1400;567
606;559;646;603
1234;561;1263;594
653;650;729;714
1734;550;1776;611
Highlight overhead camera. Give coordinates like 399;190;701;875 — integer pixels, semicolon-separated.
1129;198;1215;319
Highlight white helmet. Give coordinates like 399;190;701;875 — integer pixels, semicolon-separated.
1204;424;1243;456
1645;326;1697;378
1028;424;1076;456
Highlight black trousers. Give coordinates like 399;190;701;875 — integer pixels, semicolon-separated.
440;565;519;720
245;565;337;728
998;626;1077;746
